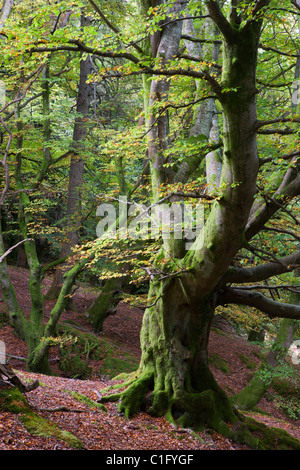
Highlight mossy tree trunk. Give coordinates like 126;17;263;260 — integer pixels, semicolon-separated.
87;277;125;332
106;278;238;433
0;217;26;337
232;318;297;411
21;252;90;374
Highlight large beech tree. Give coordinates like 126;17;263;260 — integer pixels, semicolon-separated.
1;0;300;446
95;0;300;442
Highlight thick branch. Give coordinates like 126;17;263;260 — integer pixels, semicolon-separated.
223;250;300;284
254;117;300;130
258;44;300;58
30;41;141;65
246;172;300;240
87;0;143;54
262;225;300;242
257;128;295;135
87;0;119;33
30;41;223;94
181;34;222;45
0;0;14;30
218;287;300;319
205;1;237;43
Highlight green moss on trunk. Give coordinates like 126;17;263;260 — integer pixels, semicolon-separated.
87;278;123;332
232;318;297;411
100;278;259;447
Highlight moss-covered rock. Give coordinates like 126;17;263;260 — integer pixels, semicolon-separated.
271;377;300;420
66;390;107;412
244;416;300;450
0;386;83;449
59;354;92;380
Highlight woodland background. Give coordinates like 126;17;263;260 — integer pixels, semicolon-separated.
0;0;299;451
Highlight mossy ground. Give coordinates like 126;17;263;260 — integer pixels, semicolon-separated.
66;389;107;412
209;352;230;374
58;323;139;379
243;415;300;450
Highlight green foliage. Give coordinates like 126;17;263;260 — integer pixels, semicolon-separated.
271;376;300;420
58;323;138;379
58;326;96;379
238;354;257;370
256;358;295;386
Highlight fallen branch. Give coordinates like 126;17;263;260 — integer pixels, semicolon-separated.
0;238;33;263
0;364;39;392
35;406;86;413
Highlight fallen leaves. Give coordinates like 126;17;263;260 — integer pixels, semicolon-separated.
0;266;299;451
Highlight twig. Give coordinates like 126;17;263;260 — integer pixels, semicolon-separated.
262;226;300;242
0;351;26;362
231;284;300;292
0;64;45;115
34;406;86;413
248;244;288;265
228;365;247;376
139;95;218;139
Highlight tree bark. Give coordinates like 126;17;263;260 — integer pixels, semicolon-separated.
87;277;124;332
0;216;25;336
102;277;239;434
147;0;184;200
0;0;14;30
0;364;39;392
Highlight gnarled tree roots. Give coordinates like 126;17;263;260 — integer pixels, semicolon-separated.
100;369;262;449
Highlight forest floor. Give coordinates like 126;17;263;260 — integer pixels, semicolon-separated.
0;266;299;452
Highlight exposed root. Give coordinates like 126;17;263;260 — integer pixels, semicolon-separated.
101;369;154;418
100;372;269;449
